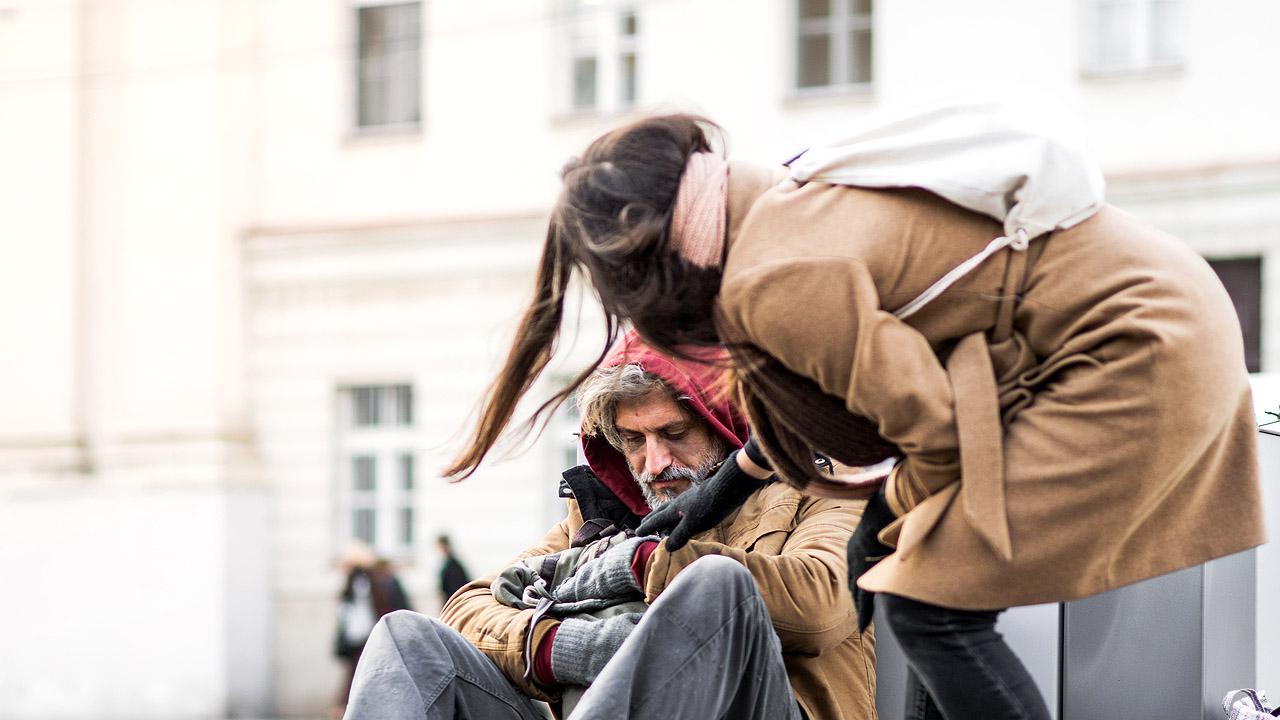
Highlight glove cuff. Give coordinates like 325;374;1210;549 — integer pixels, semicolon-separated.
742;436;773;472
552;616;635;686
630;539;659;586
550;617;594;686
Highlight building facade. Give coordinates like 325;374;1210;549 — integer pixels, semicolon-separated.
2;0;1278;717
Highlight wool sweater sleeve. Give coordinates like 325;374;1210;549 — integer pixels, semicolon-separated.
719;258;960;499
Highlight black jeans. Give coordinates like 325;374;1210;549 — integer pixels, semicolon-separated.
877;593;1051;720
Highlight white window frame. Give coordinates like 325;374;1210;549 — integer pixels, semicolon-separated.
351;0;423;134
335;384;419;562
617;7;639;109
1080;0;1184;77
558;0;640;116
792;0;874;96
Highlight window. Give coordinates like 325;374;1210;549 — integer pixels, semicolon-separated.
795;0;873;91
337;384;418;559
356;2;422;129
562;1;639;114
618;10;638;107
1208;258;1263;373
1081;0;1183;75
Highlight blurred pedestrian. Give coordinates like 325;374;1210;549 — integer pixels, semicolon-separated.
436;534;470;605
332;542;412;720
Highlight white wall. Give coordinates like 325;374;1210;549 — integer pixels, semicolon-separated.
0;1;266;717
0;0;80;452
244;213;608;714
0;485;271;720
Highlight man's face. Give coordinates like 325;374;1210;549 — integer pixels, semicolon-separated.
613;390;727;508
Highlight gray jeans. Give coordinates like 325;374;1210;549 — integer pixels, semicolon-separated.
345;555;802;720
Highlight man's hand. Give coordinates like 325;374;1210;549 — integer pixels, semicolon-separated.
847;485;896;632
552;535;653;604
637;439;772;551
550;612;643;686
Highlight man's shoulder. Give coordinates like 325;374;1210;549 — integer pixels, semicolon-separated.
740;481;867;522
717;482;803;541
747;480;805;510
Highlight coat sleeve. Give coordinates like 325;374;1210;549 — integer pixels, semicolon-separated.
642;495;863;655
438;503;580;700
719;257;961;501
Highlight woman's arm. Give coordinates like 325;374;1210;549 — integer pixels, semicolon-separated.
720;258;961;500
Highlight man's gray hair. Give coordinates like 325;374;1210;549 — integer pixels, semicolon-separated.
576;363;682;450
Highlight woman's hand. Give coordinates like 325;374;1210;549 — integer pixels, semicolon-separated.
636;439;772;550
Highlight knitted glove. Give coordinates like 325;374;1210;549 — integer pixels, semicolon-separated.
636;438;771;551
847;485;897;632
550;613;642;686
552;535;651;604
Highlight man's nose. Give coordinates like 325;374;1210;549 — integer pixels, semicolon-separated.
644;438;672;476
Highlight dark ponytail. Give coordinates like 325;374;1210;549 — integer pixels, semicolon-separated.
558;114;726;353
445;114;723;480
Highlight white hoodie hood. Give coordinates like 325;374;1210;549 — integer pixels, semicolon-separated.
785;93;1106;319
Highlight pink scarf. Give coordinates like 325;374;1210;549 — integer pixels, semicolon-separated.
670;152;729;269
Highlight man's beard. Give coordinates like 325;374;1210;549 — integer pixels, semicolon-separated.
634;445;726;510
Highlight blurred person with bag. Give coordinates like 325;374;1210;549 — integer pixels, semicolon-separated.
344;333;877;719
333;543;412;720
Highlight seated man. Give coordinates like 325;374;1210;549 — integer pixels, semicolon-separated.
345;333;877;720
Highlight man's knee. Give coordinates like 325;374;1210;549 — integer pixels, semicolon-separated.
679;555;755;595
370;610;463;663
362;611;472;682
654;556;761;626
378;609;436;643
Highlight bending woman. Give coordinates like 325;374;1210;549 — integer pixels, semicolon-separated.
446;114;1265;719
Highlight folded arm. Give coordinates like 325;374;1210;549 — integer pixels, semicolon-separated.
439;507;578;700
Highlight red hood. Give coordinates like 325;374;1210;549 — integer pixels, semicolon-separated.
582;330;748;517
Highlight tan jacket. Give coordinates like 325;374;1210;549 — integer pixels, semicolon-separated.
717;161;1266;610
440;482;878;720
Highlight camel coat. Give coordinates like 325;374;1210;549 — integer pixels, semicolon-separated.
717;161;1266;610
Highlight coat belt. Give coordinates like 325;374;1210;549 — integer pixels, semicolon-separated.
890;240;1037;562
947;332;1014;561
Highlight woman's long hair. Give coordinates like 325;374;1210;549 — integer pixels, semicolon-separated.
444;114;726;480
